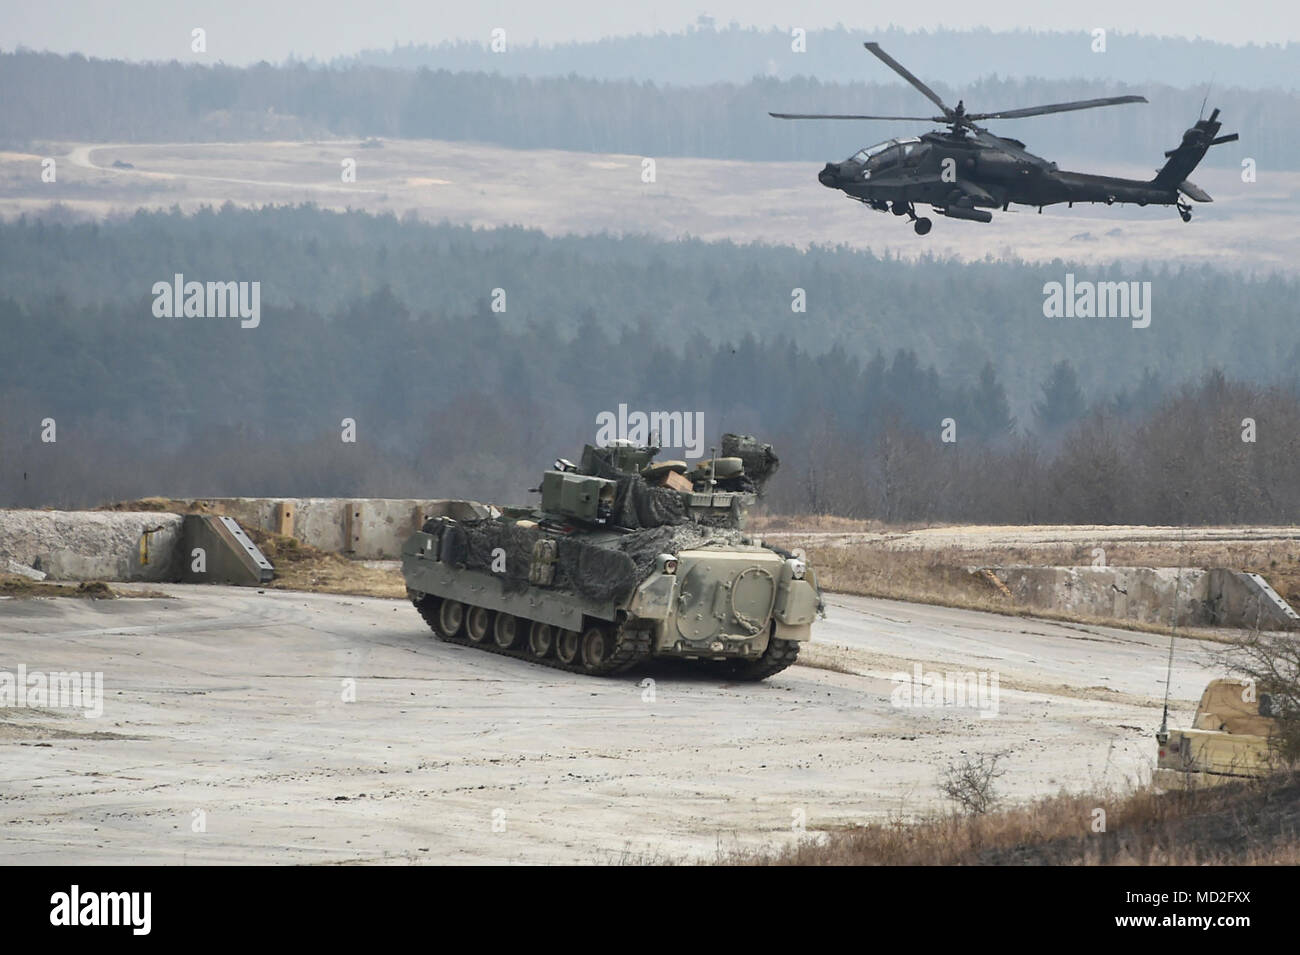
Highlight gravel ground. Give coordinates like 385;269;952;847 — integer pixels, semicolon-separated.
0;585;1223;864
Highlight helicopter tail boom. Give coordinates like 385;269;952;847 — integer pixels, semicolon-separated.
1152;108;1237;192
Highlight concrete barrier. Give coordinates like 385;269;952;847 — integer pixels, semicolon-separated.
0;499;486;583
0;510;183;581
6;504;1296;628
985;565;1300;630
1205;569;1300;630
180;515;275;586
985;565;1208;627
193;498;487;559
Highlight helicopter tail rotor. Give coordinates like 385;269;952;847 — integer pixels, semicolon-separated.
1153;107;1237;192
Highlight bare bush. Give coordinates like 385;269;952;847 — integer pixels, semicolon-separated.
1225;632;1300;768
939;752;1008;814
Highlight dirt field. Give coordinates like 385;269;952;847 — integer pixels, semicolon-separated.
0;140;1292;272
0;584;1221;864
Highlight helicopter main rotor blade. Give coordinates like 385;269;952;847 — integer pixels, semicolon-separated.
863;42;954;118
966;95;1147;121
769;112;938;120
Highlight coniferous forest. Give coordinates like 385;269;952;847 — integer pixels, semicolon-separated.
2;206;1297;521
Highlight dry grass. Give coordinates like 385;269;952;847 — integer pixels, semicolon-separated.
778;535;1300;638
242;527;406;599
95;497;212;513
798;544;1186;637
750;514;895;534
721;773;1300;865
0;576;166;599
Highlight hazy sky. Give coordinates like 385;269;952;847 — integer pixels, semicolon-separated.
4;1;1299;63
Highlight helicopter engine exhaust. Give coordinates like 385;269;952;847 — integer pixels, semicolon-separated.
940;206;993;223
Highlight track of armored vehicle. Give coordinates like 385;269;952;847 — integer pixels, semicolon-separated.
410;591;801;680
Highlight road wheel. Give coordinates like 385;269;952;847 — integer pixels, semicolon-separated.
465;605;493;644
580;625;613;673
493;612;521;649
527;621;554;659
437;599;464;638
555;628;581;666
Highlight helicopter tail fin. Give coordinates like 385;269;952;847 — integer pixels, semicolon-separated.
1153;108;1238;190
1177;179;1213;203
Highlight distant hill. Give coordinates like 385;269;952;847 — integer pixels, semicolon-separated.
1;51;1289;169
337;24;1300;91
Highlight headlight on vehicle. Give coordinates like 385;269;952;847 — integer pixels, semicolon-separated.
657;553;679;575
787;558;806;580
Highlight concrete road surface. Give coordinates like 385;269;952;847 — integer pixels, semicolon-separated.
0;586;1223;864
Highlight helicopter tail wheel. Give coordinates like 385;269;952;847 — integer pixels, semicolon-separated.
914;217;932;236
1177;201;1192;223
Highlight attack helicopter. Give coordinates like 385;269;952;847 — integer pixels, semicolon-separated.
770;43;1237;234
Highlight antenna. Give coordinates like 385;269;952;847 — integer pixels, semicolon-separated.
708;445;718;507
1157;493;1190;744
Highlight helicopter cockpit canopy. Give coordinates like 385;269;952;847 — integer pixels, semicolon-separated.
847;137;923;169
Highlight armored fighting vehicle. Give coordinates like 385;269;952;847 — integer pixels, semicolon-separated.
401;434;822;679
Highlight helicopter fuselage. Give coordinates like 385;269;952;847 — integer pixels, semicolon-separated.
819;131;1180;223
772;42;1236;234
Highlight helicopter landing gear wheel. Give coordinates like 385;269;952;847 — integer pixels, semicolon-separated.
914;217;932;235
1177;201;1192;223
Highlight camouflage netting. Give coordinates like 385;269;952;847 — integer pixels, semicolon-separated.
462;520;538;594
554;523;746;603
555;537;637;604
583;446;690;530
434;516;744;606
721;433;780;496
609;475;688;529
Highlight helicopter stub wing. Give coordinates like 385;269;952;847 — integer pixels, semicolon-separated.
941;178;998;206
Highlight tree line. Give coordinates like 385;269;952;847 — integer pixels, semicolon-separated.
2;289;1297;523
2;205;1296;428
341;23;1300;92
2;205;1296;520
0;50;1286;168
